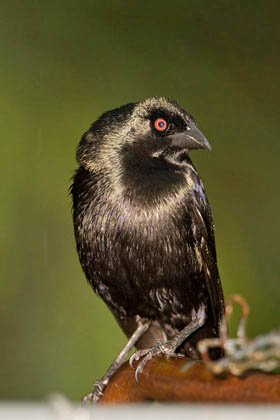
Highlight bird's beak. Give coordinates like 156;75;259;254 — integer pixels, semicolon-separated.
169;124;212;151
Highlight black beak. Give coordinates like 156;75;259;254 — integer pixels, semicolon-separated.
169;124;211;151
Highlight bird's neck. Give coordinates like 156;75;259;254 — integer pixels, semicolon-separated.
73;153;199;218
117;153;196;208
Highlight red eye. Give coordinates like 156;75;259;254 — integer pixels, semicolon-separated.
154;118;167;131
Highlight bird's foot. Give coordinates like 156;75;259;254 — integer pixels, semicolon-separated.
82;320;151;403
129;340;184;382
129;304;206;382
82;378;108;404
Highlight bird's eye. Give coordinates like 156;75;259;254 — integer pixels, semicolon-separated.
154;118;167;131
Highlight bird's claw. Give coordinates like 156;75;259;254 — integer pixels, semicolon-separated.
134;350;155;382
129;305;206;383
130;340;179;382
129;348;149;368
82;379;106;404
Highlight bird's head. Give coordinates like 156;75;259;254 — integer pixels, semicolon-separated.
76;97;211;200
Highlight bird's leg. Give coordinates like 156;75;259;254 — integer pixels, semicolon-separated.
130;304;206;382
83;318;151;404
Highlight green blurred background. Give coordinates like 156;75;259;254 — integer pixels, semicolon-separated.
1;0;279;401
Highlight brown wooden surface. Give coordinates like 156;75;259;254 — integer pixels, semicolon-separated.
99;355;280;404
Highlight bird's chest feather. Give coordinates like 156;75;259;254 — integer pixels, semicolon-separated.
76;187;209;321
84;194;199;271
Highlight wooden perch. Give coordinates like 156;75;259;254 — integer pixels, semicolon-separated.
99;355;280;404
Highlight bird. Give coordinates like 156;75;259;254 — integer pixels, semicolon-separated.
71;97;225;402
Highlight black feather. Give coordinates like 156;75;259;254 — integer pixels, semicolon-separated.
71;97;224;359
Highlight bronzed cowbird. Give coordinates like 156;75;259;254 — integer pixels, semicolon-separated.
71;97;224;402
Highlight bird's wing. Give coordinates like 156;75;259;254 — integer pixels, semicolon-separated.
190;185;224;330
